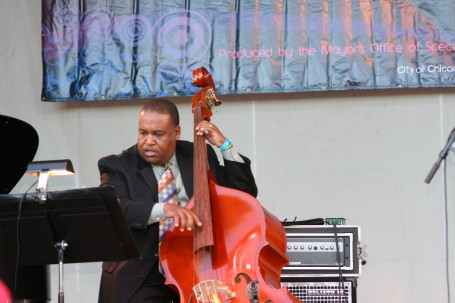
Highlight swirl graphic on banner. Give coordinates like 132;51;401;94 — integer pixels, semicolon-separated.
114;14;152;48
80;8;113;44
151;9;211;66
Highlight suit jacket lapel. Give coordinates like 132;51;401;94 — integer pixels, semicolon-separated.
134;146;159;200
139;166;158;197
176;141;194;198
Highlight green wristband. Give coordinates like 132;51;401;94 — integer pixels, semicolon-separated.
219;139;233;151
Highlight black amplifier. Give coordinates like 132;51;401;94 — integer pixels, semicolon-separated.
281;225;361;277
281;277;357;303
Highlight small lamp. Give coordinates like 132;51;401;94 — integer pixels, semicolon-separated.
26;159;75;203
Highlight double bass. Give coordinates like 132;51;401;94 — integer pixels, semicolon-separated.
160;67;300;303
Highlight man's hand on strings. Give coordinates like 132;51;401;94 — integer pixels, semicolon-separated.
163;203;202;231
195;121;227;148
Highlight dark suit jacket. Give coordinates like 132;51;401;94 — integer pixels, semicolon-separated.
97;140;257;303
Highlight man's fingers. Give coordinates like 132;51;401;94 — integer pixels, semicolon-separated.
168;206;202;231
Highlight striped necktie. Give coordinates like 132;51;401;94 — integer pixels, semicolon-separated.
158;165;178;240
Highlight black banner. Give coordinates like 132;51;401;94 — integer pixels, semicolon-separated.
41;0;455;102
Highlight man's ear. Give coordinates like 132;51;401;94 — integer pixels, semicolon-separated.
175;125;181;140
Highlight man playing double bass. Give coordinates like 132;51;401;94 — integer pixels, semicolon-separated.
97;99;258;303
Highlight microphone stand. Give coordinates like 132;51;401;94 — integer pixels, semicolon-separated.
425;129;455;184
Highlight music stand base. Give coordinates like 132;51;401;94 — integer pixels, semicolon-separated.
55;241;68;303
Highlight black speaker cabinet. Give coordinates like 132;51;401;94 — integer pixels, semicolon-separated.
281;277;357;303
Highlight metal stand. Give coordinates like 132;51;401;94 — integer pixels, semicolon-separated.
55;241;68;303
425;129;455;184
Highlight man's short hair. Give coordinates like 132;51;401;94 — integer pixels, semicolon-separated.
141;99;180;126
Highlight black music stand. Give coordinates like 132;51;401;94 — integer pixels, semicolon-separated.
0;186;139;302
